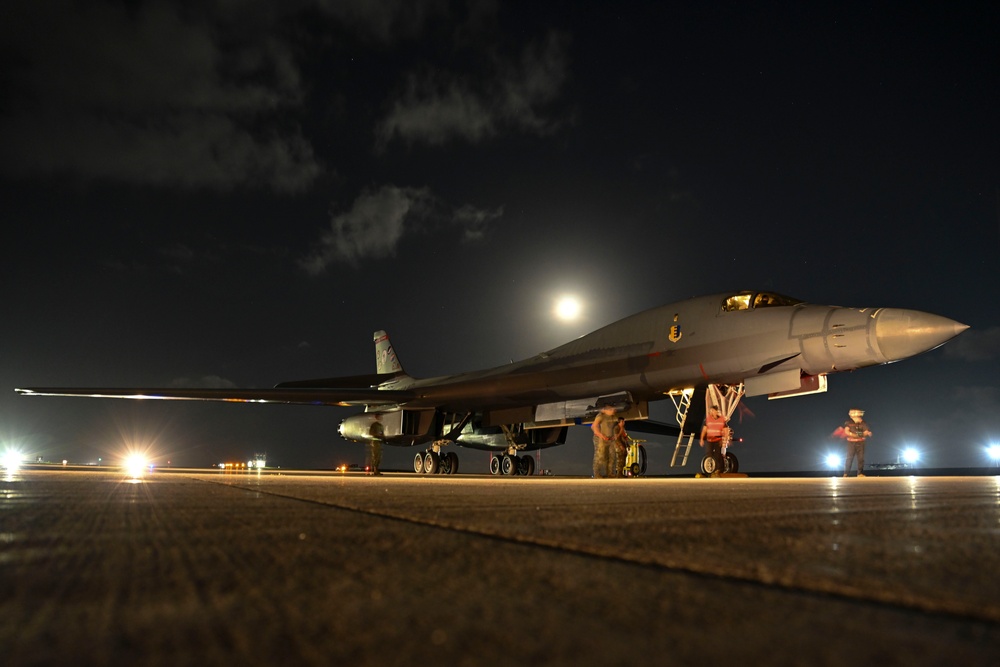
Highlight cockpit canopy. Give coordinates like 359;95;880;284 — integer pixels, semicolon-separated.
722;291;803;312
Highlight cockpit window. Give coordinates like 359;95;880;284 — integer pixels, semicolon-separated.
722;292;753;312
753;292;802;308
722;291;803;312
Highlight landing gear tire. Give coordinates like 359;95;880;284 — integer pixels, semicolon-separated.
501;453;518;476
445;451;459;475
518;455;535;476
638;445;648;475
423;451;440;475
724;452;739;474
701;454;721;475
489;455;501;476
413;452;425;474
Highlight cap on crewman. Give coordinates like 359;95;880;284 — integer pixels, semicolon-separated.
849;408;864;417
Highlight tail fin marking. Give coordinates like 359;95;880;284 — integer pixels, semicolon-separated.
374;330;404;375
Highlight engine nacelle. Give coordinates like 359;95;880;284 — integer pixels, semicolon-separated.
338;409;436;446
338;413;380;443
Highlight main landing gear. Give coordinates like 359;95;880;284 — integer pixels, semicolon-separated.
488;424;535;476
412;423;537;476
413;447;460;475
489;452;535;476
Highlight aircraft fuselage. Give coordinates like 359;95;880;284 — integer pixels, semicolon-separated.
384;293;965;412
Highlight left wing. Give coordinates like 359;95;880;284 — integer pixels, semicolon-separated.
15;386;414;407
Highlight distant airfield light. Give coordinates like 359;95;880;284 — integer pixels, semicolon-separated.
824;453;841;469
123;453;149;478
986;443;1000;465
554;295;582;321
901;447;921;465
2;447;24;471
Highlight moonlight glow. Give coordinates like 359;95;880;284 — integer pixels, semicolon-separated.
554;296;582;321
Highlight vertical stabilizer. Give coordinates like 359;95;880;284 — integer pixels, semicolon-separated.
374;331;404;375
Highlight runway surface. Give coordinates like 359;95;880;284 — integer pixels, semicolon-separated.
2;468;999;666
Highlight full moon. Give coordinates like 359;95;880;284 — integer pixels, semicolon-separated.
554;296;582;321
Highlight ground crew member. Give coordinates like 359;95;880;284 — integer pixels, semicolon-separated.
699;405;727;475
591;405;617;478
368;414;384;475
613;418;629;477
842;408;871;477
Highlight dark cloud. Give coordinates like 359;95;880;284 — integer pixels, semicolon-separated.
0;1;321;192
301;185;433;272
453;203;502;243
299;185;501;272
375;31;571;148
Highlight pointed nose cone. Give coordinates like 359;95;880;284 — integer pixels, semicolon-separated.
874;309;969;362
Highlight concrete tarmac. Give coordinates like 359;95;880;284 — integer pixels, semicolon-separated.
2;468;999;666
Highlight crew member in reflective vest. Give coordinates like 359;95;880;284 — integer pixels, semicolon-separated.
700;405;727;475
842;408;872;478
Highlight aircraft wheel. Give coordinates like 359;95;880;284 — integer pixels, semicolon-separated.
629;462;640;477
446;452;459;475
725;452;739;474
501;454;517;476
413;452;425;474
489;455;501;475
518;455;535;476
701;455;720;475
638;445;648;475
424;451;439;475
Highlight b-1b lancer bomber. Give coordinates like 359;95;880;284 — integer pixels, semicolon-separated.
17;291;968;475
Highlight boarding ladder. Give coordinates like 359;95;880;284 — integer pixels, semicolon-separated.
669;388;697;467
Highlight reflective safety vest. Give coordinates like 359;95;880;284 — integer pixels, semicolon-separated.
705;414;727;441
844;420;869;442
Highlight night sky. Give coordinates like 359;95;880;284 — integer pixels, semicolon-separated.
3;1;998;474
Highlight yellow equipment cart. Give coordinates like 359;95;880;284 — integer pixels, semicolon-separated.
622;437;648;477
